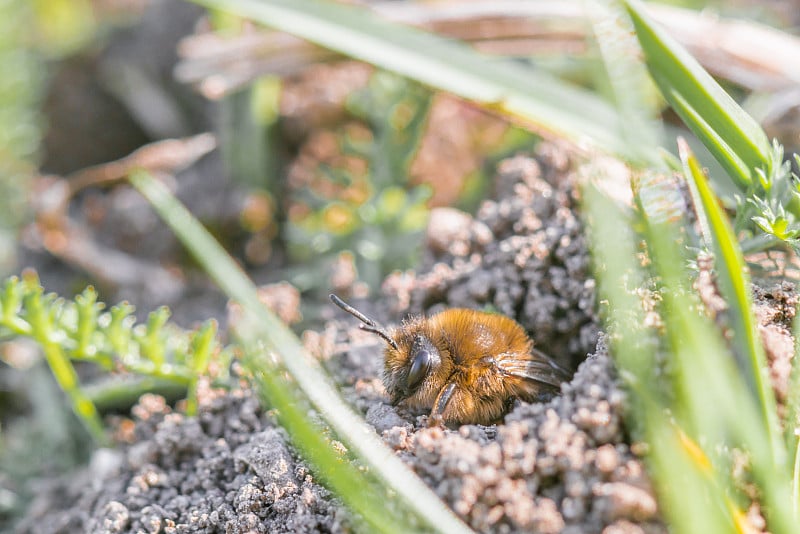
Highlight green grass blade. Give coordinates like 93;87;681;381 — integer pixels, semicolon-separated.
583;184;734;534
794;428;800;517
677;138;782;461
130;171;471;534
789;302;800;514
648;421;738;534
240;339;410;533
188;0;636;160
0;0;42;276
623;0;773;189
794;443;800;517
639;187;795;534
586;0;664;167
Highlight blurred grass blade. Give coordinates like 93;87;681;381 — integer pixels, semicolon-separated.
0;0;42;275
678;138;782;461
586;0;663;166
130;171;471;533
588;173;795;533
790;302;800;514
623;0;773;189
639;187;795;534
582;183;733;534
794;433;800;516
239;339;410;533
188;0;636;160
675;425;766;533
650;421;737;534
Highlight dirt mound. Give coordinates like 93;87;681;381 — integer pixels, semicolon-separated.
24;145;797;533
17;392;347;533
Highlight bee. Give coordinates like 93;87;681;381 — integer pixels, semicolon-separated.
330;294;571;426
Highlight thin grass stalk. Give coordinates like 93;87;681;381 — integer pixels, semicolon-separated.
622;0;773;189
130;170;472;533
186;0;637;160
678;139;783;464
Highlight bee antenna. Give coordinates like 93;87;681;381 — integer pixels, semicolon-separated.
329;294;398;350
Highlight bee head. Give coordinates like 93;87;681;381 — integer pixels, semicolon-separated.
401;334;440;396
329;294;442;406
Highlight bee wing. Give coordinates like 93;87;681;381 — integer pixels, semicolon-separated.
494;348;571;388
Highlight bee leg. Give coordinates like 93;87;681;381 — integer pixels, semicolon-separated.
428;382;457;427
503;396;517;417
426;413;445;428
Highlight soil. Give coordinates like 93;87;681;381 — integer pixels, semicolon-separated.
8;4;800;534
12;141;799;534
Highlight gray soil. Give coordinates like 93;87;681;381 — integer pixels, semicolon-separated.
15;145;797;533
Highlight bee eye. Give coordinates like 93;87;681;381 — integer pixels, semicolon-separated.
407;349;432;390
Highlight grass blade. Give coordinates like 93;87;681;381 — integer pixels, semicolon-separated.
623;0;773;189
130;170;471;533
789;302;800;514
587;172;795;532
188;0;637;160
586;0;664;167
677;138;782;461
649;421;738;534
638;180;795;534
583;184;734;534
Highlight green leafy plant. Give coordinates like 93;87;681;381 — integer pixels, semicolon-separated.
589;2;800;530
585;139;799;534
585;143;797;534
284;72;433;291
622;0;800;254
0;272;230;443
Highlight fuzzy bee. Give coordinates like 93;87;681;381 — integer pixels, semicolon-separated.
330;294;570;426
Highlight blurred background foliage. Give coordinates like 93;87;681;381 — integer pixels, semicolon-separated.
3;0;800;530
0;0;42;276
276;71;436;292
217;53;538;301
7;0;799;301
2;0;549;301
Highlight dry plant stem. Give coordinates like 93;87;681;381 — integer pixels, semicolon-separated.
647;5;800;91
28;134;217;296
66;133;216;195
374;1;800;90
177;2;800;99
37;220;185;300
175;31;338;99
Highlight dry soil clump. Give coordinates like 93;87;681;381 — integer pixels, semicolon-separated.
30;146;784;533
327;145;664;533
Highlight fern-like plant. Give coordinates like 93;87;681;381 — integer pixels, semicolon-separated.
0;271;231;443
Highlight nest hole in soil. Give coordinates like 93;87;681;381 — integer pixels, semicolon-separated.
18;145;678;534
317;144;669;533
